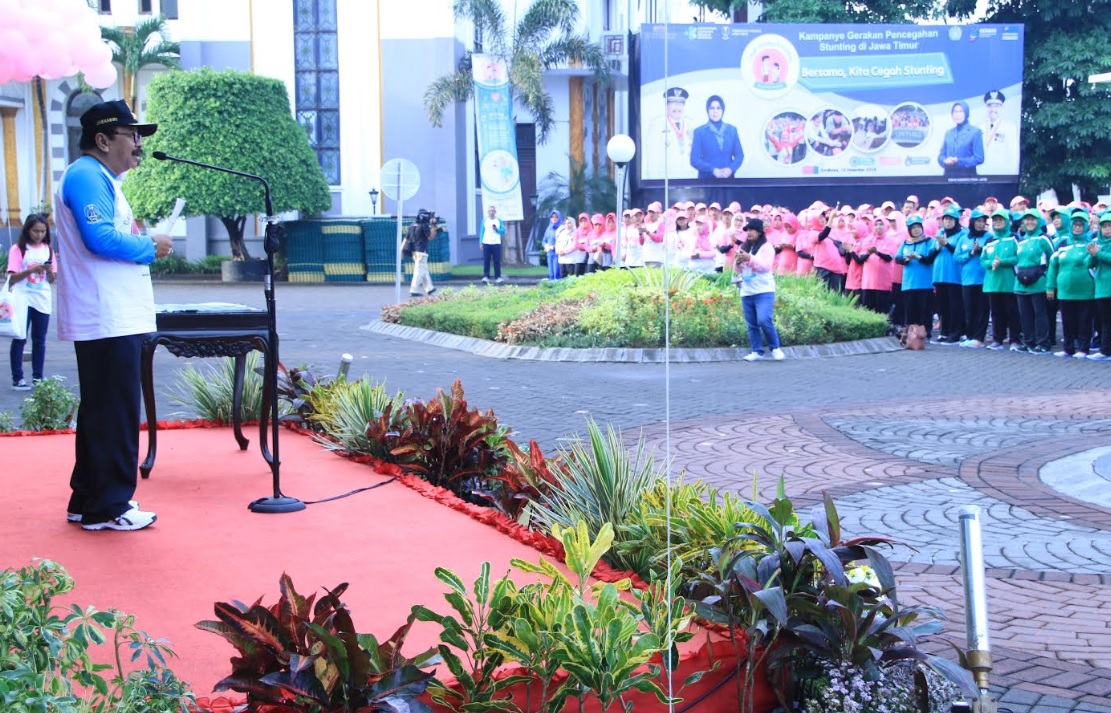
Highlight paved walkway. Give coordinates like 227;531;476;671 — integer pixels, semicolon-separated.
4;281;1111;712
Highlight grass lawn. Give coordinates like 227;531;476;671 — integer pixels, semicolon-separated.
451;264;550;278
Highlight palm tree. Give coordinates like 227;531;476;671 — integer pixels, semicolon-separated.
100;14;181;116
423;0;608;144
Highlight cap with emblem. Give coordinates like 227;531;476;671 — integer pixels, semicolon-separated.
665;87;689;103
984;90;1005;106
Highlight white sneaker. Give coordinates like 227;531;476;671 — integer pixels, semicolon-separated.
743;351;765;362
1087;352;1110;361
81;506;157;531
770;348;786;361
495;277;505;284
1053;351;1071;358
68;499;139;523
1074;352;1089;359
12;378;30;391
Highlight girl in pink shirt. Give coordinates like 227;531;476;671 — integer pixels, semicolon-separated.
861;215;899;317
794;210;819;276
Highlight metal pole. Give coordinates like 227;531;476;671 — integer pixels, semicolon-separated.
958;505;997;712
615;163;625;269
395;197;404;305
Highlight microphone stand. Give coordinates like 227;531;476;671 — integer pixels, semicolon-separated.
152;152;305;513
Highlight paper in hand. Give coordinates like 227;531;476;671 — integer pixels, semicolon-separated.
165;198;186;234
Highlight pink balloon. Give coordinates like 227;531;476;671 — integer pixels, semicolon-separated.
20;7;53;39
41;29;67;58
0;29;30;61
39;49;71;80
0;53;13;85
71;38;105;69
84;62;117;90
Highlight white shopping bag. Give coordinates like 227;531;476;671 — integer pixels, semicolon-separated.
0;277;27;340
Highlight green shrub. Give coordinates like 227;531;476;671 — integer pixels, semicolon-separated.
530;418;666;572
389;269;888;348
0;559;195;713
310;377;404;456
19;377;79;431
150;254;230;276
0;411;13;433
168;353;265;423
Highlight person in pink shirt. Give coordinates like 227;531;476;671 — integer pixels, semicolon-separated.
588;213;607;272
794;209;819;276
775;212;799;275
572;212;592;276
814;210;850;292
688;216;717;272
641;202;665;267
860;214;899;317
844;217;868;300
887;211;909;327
621;210;644;267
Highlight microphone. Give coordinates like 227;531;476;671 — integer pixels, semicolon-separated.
152;151;277;254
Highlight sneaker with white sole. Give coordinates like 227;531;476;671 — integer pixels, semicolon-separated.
770;348;786;361
495;277;505;284
1074;351;1089;359
1053;350;1071;358
81;506;157;531
12;378;30;391
743;351;765;362
68;499;140;523
1088;352;1111;361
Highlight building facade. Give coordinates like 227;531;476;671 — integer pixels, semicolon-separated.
0;0;702;260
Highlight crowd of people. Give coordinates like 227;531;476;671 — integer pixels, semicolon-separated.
540;193;1111;361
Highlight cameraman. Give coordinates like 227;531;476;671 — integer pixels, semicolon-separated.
408;209;439;297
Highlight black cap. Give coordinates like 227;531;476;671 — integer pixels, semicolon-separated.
983;90;1005;105
80;100;157;137
665;87;689;102
743;219;764;232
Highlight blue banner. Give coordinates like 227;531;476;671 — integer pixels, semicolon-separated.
638;24;1024;186
472;54;523;220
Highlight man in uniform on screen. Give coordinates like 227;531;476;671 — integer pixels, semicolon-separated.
644;87;698;180
979;90;1019;176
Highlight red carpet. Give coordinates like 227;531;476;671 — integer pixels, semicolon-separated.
0;425;773;712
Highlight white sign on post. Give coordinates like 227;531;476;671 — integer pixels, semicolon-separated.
380;158;421;305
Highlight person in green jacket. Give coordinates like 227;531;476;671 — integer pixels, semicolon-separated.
1013;208;1055;353
1047;210;1096;357
1086;211;1111;360
981;208;1019;350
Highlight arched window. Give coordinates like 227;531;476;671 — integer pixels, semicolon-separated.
66;91;103;164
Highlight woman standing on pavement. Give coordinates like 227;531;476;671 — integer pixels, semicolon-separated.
1087;212;1111;360
1047;211;1096;357
1013;209;1055;353
555;214;580;278
7;214;56;390
895;215;939;338
733;218;785;362
981;208;1020;350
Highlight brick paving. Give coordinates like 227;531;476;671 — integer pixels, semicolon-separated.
5;281;1111;713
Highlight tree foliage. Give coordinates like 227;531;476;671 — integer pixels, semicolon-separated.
125;69;331;260
423;0;608;144
689;0;938;23
100;14;181;116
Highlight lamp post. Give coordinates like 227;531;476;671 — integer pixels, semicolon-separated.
369;188;379;215
606;134;636;269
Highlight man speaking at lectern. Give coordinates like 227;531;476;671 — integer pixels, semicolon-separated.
54;99;173;532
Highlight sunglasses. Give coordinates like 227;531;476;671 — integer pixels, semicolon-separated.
113;130;143;142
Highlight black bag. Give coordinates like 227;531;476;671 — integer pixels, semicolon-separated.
1015;264;1046;286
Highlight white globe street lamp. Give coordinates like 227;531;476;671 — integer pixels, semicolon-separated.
607;134;636;269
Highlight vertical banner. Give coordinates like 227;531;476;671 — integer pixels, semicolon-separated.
472;54;524;220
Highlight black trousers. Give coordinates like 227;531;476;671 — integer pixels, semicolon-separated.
987;291;1020;344
1015;292;1051;349
903;288;934;338
815;267;843;294
861;289;892;317
961;284;989;342
1095;297;1111;355
68;334;145;524
1059;299;1093;354
889;282;904;326
934;282;963;340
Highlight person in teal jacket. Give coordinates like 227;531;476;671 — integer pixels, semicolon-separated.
1048;210;1096;357
1013;209;1055;352
932;205;965;343
1086;211;1111;360
981;208;1020;349
895;215;939;337
955;208;989;347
